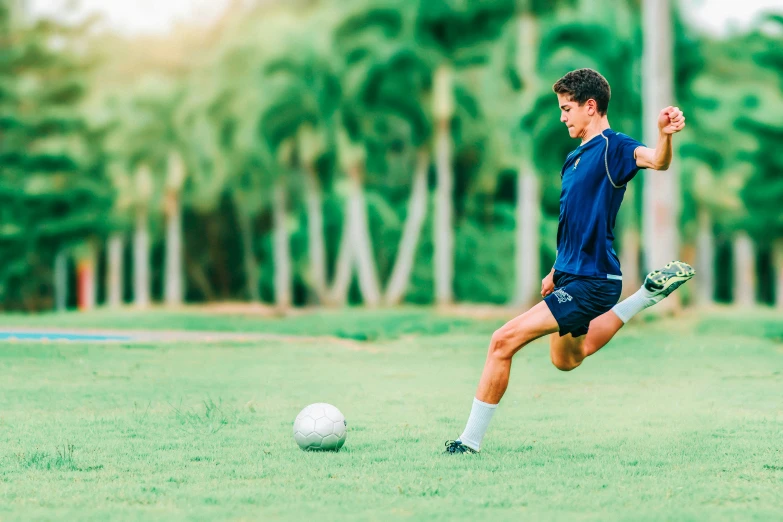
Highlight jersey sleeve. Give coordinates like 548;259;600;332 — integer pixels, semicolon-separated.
607;133;645;186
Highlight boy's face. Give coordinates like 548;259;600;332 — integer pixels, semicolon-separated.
557;93;595;139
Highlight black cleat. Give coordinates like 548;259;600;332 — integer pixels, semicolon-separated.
644;261;695;298
443;440;478;455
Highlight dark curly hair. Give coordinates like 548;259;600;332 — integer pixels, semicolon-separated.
552;68;611;115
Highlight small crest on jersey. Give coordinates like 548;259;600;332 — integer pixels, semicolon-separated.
573;157;580;169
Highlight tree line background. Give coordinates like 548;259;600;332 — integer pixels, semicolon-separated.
1;0;782;313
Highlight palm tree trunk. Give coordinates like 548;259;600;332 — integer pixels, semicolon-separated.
272;181;292;310
773;239;783;310
304;165;328;303
134;206;150;308
732;231;756;307
236;208;260;303
232;191;260;302
620;226;641;298
164;152;186;306
695;208;714;305
106;232;124;308
515;157;540;306
186;257;216;301
514;12;541;307
433;65;454;306
328;219;353;306
164;189;184;306
385;149;429;305
433;119;454;306
619;183;641;298
54;248;68;311
641;0;679;274
347;163;382;307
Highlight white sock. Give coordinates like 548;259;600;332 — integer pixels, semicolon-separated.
611;286;664;323
458;398;497;451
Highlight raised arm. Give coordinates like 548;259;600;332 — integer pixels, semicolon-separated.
633;106;685;171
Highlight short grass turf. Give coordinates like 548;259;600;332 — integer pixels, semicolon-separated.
0;308;782;521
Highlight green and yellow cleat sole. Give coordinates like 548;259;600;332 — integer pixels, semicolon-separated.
644;261;695;298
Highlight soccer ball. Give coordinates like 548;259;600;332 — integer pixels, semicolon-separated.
293;403;347;451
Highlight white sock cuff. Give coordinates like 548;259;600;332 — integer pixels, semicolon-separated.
611;298;637;323
612;287;659;324
459;397;498;451
474;398;498;409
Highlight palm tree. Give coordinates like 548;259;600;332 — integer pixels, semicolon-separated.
104;165;135;308
164;151;186;306
188;79;274;305
105;79;189;309
680;18;782;307
269;139;297;310
690;165;721;306
732;230;756;307
461;2;542;307
413;0;516;306
330;7;408;307
513;2;541;307
54;249;68;311
105;232;124;308
132;164;153;308
260;43;345;305
102;94;155;310
431;64;455;306
294;4;434;307
337;128;384;306
341;30;433;305
384;149;430;305
196;10;337;309
641;0;679;278
775;240;783;309
735;14;783;308
732;231;756;307
298;124;330;302
176;60;263;303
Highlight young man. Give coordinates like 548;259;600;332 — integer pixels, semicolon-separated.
445;68;694;454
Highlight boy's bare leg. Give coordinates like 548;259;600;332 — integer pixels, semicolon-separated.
475;301;561;404
549;261;697;369
549;310;625;371
447;261;695;454
447;301;559;453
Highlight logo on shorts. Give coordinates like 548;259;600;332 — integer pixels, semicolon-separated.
553;289;573;304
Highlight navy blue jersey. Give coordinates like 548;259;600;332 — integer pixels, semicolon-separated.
553;129;645;279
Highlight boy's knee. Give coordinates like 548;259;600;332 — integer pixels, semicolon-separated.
551;355;582;372
488;329;514;359
489;326;532;360
488;303;554;360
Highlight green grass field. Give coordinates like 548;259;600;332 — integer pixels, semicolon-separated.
1;307;781;521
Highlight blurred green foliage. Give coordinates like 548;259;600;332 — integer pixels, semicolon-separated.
1;0;781;310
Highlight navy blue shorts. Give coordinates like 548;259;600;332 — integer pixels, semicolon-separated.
543;270;622;337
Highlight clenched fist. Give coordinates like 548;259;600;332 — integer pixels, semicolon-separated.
658;106;685;135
